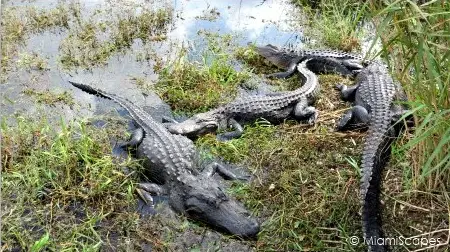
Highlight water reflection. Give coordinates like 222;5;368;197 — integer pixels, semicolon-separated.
1;0;306;120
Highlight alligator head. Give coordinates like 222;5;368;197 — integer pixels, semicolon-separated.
168;174;260;238
256;44;296;70
166;111;220;137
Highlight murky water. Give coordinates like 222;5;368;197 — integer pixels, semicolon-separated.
1;0;305;122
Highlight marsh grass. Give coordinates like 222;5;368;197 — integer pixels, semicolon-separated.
59;6;171;70
154;33;251;114
291;0;367;51
1;4;73;80
22;89;75;106
367;1;450;191
1;116;143;250
16;52;49;71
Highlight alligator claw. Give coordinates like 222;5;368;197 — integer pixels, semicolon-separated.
136;188;154;207
307;112;319;125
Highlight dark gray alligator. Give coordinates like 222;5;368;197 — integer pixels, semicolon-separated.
256;44;369;79
335;62;410;252
69;81;260;238
166;59;319;140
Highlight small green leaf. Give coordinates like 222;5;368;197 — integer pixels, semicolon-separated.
30;232;50;252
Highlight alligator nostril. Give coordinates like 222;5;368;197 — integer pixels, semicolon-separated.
242;219;260;238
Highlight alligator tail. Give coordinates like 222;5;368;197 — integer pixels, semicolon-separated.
361;110;396;252
69;81;113;100
69;81;153;129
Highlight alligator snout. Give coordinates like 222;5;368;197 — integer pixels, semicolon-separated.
166;119;218;136
185;195;260;238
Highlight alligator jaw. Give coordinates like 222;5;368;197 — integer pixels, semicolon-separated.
256;44;296;69
184;192;260;238
166;112;219;137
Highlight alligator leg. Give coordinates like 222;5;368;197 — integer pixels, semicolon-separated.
266;57;304;79
216;119;244;141
118;127;144;149
336;105;370;131
336;83;359;102
136;182;166;206
293;98;318;125
202;162;249;181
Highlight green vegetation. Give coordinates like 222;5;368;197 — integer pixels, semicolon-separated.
1;116;142;250
22;89;75;106
154;33;250;114
367;1;450;191
59;7;172;70
16;52;49;71
291;0;366;52
1;4;73;80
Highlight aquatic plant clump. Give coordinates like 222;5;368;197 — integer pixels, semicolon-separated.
59;7;172;70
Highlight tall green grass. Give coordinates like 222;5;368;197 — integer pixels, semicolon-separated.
367;1;449;190
292;0;367;51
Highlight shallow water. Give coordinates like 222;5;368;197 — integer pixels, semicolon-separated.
1;0;306;123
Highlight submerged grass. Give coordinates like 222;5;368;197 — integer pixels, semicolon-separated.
59;5;172;70
1;4;73;80
1;116;144;250
22;89;75;106
16;52;49;71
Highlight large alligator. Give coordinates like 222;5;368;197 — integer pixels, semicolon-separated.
256;44;369;78
69;81;260;238
335;62;409;252
166;59;319;140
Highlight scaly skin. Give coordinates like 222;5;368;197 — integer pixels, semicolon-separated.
336;62;409;252
256;44;369;78
69;81;260;238
166;59;319;140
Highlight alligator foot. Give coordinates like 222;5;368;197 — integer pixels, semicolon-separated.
136;183;166;207
336;105;370;131
202;162;250;181
335;83;359;102
306;109;319;125
118;127;144;149
293;100;318;125
216;119;244;141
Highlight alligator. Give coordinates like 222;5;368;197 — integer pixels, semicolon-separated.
165;59;319;140
256;44;370;79
335;62;410;252
69;81;260;238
